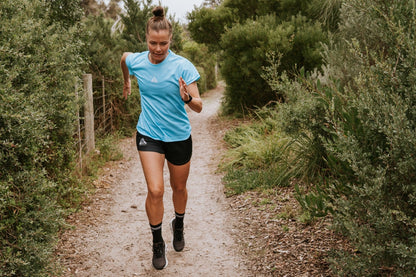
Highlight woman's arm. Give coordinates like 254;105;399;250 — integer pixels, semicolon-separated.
120;52;133;99
179;77;202;113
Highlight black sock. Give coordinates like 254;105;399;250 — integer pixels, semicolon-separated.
150;222;163;243
175;212;184;229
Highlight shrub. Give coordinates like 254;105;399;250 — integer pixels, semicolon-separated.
0;0;84;275
263;1;416;275
181;41;217;92
223;0;416;274
220;14;326;115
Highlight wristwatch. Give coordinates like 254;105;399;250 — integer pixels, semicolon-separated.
184;94;193;104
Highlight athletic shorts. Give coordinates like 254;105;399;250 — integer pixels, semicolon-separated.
136;132;192;166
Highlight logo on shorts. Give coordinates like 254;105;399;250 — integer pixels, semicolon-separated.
139;138;147;146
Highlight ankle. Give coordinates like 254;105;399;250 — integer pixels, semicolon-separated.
174;212;184;229
150;222;163;243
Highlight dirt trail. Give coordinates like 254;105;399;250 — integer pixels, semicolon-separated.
58;84;249;276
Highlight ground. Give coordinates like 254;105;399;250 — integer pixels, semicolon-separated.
57;83;349;276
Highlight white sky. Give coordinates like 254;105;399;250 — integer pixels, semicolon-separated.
159;0;206;23
103;0;206;23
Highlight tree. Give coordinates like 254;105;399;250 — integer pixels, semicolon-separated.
187;6;236;51
47;0;83;26
121;0;153;52
203;0;222;7
106;0;123;19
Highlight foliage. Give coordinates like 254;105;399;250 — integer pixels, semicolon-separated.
187;6;236;51
0;0;85;275
181;41;217;92
188;0;340;52
0;0;211;275
222;0;416;275
220;14;326;114
47;0;84;27
120;0;153;52
188;0;332;115
221;106;292;195
81;14;141;135
81;0;122;19
319;1;416;275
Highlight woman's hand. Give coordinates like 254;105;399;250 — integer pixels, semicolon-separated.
179;77;190;102
123;78;131;100
178;77;203;113
120;52;133;100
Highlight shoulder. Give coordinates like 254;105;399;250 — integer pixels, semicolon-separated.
168;51;193;65
168;51;196;69
126;51;148;66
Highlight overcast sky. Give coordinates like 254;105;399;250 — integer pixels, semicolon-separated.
159;0;206;23
103;0;206;23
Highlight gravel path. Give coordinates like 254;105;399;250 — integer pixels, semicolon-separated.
57;84;249;276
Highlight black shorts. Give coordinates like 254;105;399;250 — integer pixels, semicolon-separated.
136;132;192;166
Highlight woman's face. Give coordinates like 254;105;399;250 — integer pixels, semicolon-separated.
146;29;171;64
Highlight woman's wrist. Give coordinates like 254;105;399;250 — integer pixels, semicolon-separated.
183;94;192;104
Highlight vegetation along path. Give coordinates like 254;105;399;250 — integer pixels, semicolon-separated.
57;84;250;276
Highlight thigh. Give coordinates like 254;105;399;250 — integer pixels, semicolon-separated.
168;161;190;189
139;151;165;192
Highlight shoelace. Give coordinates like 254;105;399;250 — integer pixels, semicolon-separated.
153;242;164;258
174;228;183;241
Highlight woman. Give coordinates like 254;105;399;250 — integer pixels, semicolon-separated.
120;6;202;270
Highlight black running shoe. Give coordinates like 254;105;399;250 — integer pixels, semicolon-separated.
152;241;167;270
170;218;185;252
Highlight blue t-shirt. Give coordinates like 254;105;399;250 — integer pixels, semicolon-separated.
126;50;200;142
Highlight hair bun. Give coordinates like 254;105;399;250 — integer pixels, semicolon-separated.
152;6;165;18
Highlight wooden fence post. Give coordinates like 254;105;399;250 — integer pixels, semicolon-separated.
75;83;82;170
102;76;106;127
83;74;95;154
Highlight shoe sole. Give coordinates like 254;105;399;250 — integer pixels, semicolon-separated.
170;217;184;252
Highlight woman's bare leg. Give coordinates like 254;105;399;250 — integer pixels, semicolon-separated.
167;161;190;214
139;151;165;225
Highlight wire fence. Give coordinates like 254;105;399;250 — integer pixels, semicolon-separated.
74;74;117;172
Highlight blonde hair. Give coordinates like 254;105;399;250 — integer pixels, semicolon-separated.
146;6;172;35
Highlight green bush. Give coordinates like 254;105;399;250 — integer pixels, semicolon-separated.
313;1;416;275
181;41;217;92
220;14;326;115
264;1;416;275
222;0;416;275
0;0;85;275
187;5;237;51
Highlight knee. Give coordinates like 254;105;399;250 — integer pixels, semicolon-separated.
147;186;164;201
172;183;187;194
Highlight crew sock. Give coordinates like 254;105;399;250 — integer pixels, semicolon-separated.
174;212;184;230
150;222;163;243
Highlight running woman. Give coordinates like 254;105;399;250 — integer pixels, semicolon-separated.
120;6;202;270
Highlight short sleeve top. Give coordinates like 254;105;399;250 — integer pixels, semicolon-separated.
126;50;200;142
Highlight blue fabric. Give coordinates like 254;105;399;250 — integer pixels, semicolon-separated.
126;50;200;142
